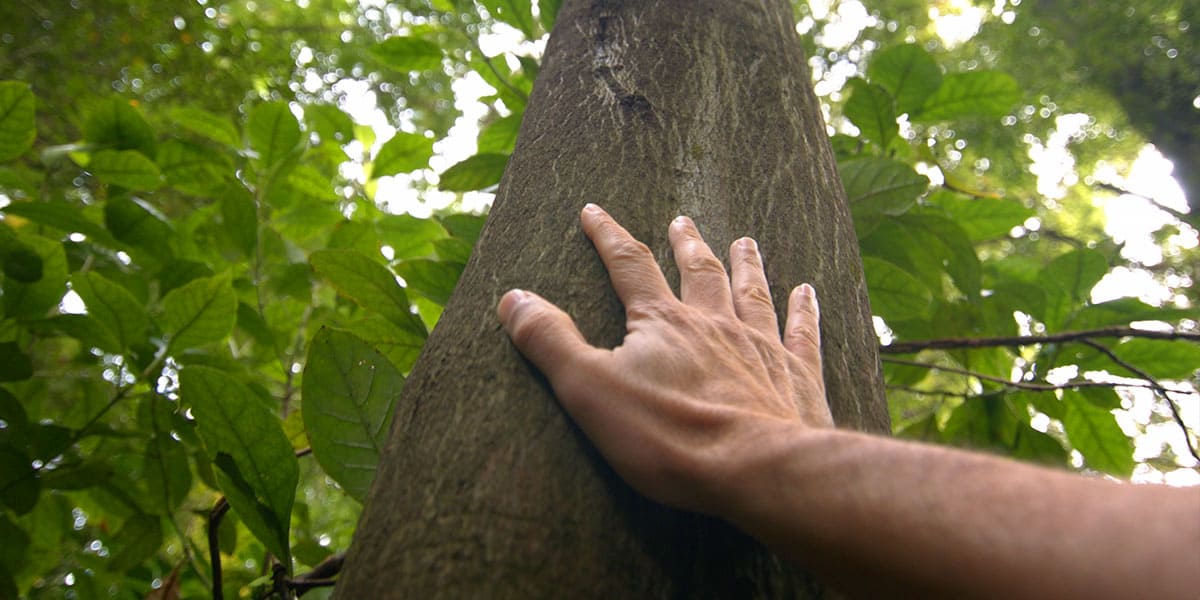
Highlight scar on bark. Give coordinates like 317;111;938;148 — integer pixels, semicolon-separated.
592;14;659;125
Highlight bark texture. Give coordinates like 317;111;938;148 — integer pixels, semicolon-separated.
335;0;889;597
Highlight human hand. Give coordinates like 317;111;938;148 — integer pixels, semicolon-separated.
497;204;832;517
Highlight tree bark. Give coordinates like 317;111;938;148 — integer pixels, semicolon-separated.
334;0;888;597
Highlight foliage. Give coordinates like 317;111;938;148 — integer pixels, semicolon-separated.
0;0;1196;597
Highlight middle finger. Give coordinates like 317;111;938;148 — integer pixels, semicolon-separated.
668;216;735;315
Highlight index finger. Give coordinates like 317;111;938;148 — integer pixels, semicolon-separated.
580;204;675;309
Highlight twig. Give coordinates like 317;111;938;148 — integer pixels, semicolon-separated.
209;497;231;600
886;384;1002;400
1094;181;1195;225
1079;340;1199;461
881;357;1191;395
880;326;1200;355
467;37;529;103
72;349;169;442
287;552;346;596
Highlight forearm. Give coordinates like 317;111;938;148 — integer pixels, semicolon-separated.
730;426;1200;599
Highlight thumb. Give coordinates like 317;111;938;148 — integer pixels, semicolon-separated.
498;289;602;384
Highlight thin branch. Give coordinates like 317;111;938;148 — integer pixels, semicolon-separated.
880;357;1192;395
1094;181;1195;225
1080;340;1199;461
72;349;169;442
209;497;231;600
887;384;997;399
287;552;346;596
467;38;529;103
880;326;1200;355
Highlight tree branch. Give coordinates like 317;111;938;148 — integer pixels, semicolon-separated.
287;552;346;596
880;326;1200;355
209;497;231;600
1094;181;1195;226
1079;340;1199;461
880;356;1192;395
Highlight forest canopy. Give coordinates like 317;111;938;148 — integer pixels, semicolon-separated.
0;0;1196;597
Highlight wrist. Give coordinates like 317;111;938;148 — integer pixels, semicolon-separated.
722;422;846;543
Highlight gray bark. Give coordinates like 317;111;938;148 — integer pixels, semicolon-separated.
334;0;888;597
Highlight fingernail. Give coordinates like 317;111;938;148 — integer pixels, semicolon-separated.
737;237;757;251
673;215;692;227
799;283;815;298
583;203;602;214
498;289;529;321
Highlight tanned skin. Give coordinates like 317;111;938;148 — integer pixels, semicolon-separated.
496;204;1200;599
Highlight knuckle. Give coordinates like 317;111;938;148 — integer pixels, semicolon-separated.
610;238;653;262
735;247;762;267
789;323;820;349
683;252;726;276
509;307;560;349
735;282;774;309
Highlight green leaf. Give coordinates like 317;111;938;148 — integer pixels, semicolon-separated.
372;132;434;178
840;158;928;219
900;213;982;300
181;366;297;564
1037;248;1108;330
304;104;355;144
862;257;932;321
160;273;237;352
1;200;120;247
168;106;241;149
941;398;993;448
914;71;1022;122
395;259;464;305
310;249;426;336
104;196;174;257
983;282;1046;334
83;96;157;157
157;139;231;194
433;237;474;264
440;212;487;244
143;430;192;514
71;272;149;350
247;101;302;169
867;43;943;115
89;149;162;191
1071;297;1197;330
369;37;443;72
1062;391;1134;477
479;0;536;38
477;114;523;154
342;315;426;373
1079;339;1200;381
220;183;258;258
376;214;447;260
2;234;67;320
438;153;509;192
302;328;402;502
843;79;897;151
0;81;36;161
926;191;1033;241
0;342;32;382
1;243;41;282
538;0;562;31
0;444;38;514
109;514;164;573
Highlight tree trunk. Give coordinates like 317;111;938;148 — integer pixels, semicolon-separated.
334;0;889;597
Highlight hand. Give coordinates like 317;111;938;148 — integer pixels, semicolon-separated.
497;204;832;517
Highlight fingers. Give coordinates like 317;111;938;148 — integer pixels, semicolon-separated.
729;237;779;335
668;216;735;314
783;283;821;366
498;289;606;384
579;204;675;310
